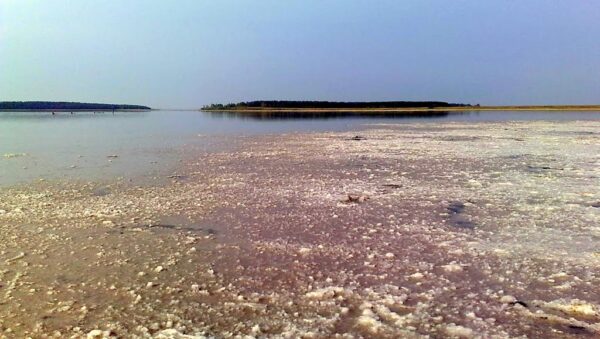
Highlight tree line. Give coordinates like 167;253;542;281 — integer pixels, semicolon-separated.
0;101;151;110
202;100;469;110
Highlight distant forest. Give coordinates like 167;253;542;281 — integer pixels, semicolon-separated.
0;101;151;110
202;100;470;110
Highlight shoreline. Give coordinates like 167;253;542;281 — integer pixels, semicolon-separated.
0;109;151;112
202;105;600;113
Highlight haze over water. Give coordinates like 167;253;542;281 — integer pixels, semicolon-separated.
2;1;599;107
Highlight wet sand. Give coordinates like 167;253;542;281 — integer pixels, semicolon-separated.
0;121;599;338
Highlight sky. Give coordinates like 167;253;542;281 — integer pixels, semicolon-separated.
0;1;599;108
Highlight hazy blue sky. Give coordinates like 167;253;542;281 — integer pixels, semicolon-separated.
1;1;599;108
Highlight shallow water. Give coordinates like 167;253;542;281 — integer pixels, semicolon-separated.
1;110;599;186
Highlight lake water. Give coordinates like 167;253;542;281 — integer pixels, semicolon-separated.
1;110;599;186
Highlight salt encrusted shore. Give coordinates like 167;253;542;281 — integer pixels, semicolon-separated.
0;120;599;338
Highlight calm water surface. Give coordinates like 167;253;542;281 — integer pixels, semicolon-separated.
1;110;599;186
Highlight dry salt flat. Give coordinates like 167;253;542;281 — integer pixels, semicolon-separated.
0;120;599;338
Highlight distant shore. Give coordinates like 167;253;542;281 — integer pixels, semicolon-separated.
0;101;151;112
0;109;151;112
202;105;600;113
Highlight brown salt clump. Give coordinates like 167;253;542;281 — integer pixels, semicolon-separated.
342;194;369;203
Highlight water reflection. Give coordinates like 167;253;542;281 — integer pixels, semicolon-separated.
0;111;147;121
205;110;458;120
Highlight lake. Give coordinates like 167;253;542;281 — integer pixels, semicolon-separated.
1;110;599;186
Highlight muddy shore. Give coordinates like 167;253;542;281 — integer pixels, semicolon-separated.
0;120;599;338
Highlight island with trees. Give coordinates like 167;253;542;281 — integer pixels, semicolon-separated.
202;100;468;112
0;101;151;111
201;100;600;113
